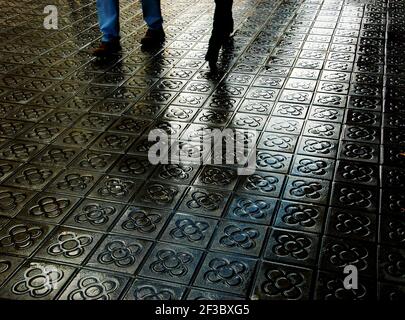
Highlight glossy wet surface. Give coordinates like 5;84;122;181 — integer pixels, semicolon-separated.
0;0;404;300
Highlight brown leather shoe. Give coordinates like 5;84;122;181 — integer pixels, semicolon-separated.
92;39;122;57
141;28;165;47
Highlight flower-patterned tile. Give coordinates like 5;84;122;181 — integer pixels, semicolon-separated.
266;117;304;135
16;192;81;225
297;137;338;159
150;163;199;185
193;166;239;191
47;169;102;197
58;269;129;300
378;246;405;284
0;186;37;218
380;189;404;217
314;271;377;300
34;227;103;265
86;235;153;275
139;243;203;285
264;228;320;267
160;213;218;249
0;260;75;300
273;201;326;234
338;141;379;164
186;289;243;300
342;125;380;144
238;100;274;115
308;105;345;123
0;159;22;183
123;278;185;300
210;221;267;257
3;164;61;191
290;155;335;180
91;132;138;154
0;220;53;257
319;236;377;277
251;261;313;300
225;193;278;225
272;103;309;119
254;150;293;174
303;120;341;140
237;171;285;198
193;252;257;296
87;175;143;203
379;215;405;248
325;208;377;242
330;182;379;213
378;282;405;301
0;254;24;287
111;206;171;239
68;150;120;173
133;182;186;210
258;133;298;153
283;177;330;205
63;199;125;233
334;160;379;186
30;145;81;168
177;186;231;218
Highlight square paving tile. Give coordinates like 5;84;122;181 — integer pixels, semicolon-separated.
0;186;36;218
254;149;293;174
193;252;257;296
290;155;335;180
211;221;268;257
314;271;377;300
319;236;377;277
264;228;320;267
123;278;186;300
0;220;53;257
0;254;25;287
86;235;153;275
251;261;313;300
325;208;377;242
47;170;102;197
237;171;286;198
63;199;126;232
0;260;76;300
178;186;231;217
160;213;218;249
16;192;81;225
139;243;203;285
273;201;326;234
111;206;171;239
58;269;129;300
34;227;103;265
87;175;143;203
225;193;278;225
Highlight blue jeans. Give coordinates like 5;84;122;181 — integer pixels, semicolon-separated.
96;0;163;42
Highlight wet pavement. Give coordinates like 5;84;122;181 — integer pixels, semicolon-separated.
0;0;404;300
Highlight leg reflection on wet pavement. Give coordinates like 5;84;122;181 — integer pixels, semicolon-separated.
205;0;234;70
0;0;404;300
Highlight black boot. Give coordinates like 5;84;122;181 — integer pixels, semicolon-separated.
141;27;165;47
92;38;122;57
